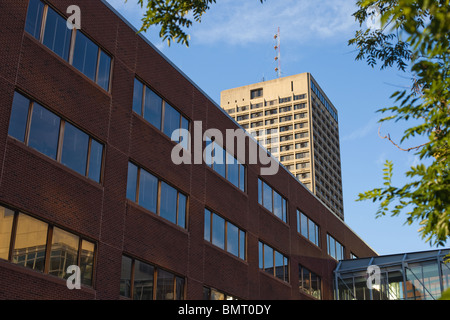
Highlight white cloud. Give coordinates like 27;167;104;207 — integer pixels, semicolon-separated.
190;0;359;46
342;117;380;142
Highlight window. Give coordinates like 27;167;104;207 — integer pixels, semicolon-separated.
72;32;112;90
25;1;112;91
126;162;188;229
132;78;189;146
294;94;306;101
42;6;72;61
0;205;95;286
28;103;61;159
327;234;344;260
297;211;320;247
120;256;185;300
203;287;238;300
279;97;291;104
250;88;263;99
204;209;246;260
299;265;321;299
25;0;45;41
258;178;287;223
296;152;310;159
204;137;246;192
8;92;104;182
258;241;289;282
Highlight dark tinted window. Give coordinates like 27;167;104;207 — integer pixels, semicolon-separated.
144;87;162;130
8;92;30;142
28;103;60;159
61;122;89;175
42;7;72;61
73;32;98;81
25;0;44;39
88;139;103;182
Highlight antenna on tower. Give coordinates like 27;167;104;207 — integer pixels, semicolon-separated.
274;27;281;78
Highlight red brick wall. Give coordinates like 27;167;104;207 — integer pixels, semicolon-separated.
0;0;377;300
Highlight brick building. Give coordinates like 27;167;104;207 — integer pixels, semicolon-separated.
0;0;376;300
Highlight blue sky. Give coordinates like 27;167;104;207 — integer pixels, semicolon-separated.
105;0;442;256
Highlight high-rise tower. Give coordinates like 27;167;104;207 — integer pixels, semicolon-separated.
221;73;344;219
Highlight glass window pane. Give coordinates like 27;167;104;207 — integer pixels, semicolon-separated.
132;78;144;115
204;137;213;167
61;122;89;176
239;230;246;260
204;209;211;241
133;260;154;300
273;192;282;220
72;32;98;81
180;117;189;150
284;257;289;282
88;139;103;182
156;269;175;300
163;103;181;141
120;256;132;297
263;182;272;212
226;153;239;188
12;213;48;272
212;214;225;250
175;277;185;300
282;199;287;222
160;182;177;225
227;223;239;257
42;7;72;61
138;169;158;213
28;103;61;159
211;289;225;300
49;227;79;279
80;240;94;286
177;193;187;229
258;179;262;205
25;0;44;39
259;241;263;269
144;87;162;130
97;50;111;91
213;144;226;178
275;251;284;280
239;164;245;192
0;206;15;260
308;219;316;244
8;92;30;142
264;244;274;275
126;162;138;201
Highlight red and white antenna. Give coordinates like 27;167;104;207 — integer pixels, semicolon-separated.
274;27;281;78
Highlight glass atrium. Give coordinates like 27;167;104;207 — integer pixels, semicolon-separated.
334;249;450;300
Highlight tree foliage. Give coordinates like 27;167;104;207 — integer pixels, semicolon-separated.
131;0;265;46
350;0;450;248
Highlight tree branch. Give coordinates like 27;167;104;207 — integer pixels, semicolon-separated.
378;125;429;152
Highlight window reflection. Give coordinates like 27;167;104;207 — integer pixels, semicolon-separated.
0;206;15;260
12;213;48;272
49;227;79;279
120;256;185;300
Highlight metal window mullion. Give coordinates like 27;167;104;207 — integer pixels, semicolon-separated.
24;101;34;146
39;5;49;43
85;138;92;177
43;225;53;274
135;167;141;204
68;28;77;65
156;180;162;217
95;48;101;84
7;211;19;262
129;258;136;299
56;120;65;163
